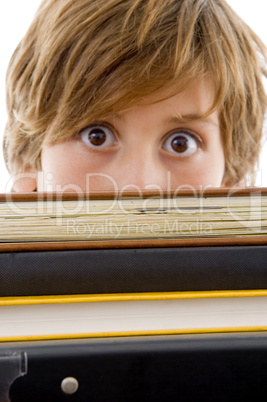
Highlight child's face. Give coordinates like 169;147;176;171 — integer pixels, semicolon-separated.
17;80;226;192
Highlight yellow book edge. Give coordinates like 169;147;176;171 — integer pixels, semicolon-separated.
2;289;267;306
2;327;267;343
2;290;267;343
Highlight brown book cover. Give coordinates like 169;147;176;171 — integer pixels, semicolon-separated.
0;187;266;252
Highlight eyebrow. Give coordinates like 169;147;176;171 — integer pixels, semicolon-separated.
169;114;219;127
112;112;218;127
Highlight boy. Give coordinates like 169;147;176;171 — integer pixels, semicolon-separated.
3;0;267;193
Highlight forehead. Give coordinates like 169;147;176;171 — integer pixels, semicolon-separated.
111;78;217;124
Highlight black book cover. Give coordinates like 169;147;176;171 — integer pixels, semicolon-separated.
1;245;267;296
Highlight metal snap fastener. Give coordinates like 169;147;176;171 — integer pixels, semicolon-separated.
61;377;79;394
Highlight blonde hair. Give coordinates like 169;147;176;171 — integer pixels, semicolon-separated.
4;0;267;185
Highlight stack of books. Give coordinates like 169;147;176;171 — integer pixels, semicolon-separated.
1;188;267;401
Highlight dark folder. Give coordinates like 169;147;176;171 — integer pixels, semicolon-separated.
2;333;267;402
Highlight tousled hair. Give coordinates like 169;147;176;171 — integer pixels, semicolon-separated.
4;0;267;185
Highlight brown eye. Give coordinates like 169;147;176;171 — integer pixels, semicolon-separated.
171;135;189;153
80;125;116;148
89;128;106;146
163;131;199;156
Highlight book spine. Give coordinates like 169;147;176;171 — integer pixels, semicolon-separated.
1;246;267;296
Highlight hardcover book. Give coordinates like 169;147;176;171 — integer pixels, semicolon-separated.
0;188;266;250
1;290;267;342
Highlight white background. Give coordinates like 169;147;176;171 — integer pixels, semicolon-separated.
0;0;267;192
